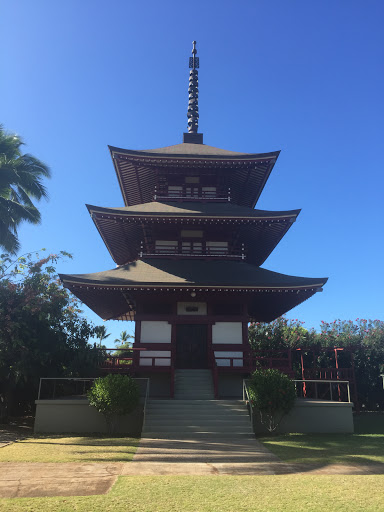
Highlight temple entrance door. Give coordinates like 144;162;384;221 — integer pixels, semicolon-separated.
176;324;208;369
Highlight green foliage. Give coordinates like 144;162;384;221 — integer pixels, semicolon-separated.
0;125;51;254
249;368;296;433
249;317;315;351
88;374;139;434
0;251;98;415
318;319;384;409
249;317;384;410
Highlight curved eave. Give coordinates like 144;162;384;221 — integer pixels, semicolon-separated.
109;144;280;208
60;259;327;322
87;203;300;266
109;144;280;161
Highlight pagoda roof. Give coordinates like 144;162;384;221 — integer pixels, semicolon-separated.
87;202;299;266
88;201;299;219
60;259;327;322
109;144;279;209
110;143;279;159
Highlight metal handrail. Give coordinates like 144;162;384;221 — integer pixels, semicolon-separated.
242;379;253;426
142;378;150;430
294;379;351;402
37;377;150;401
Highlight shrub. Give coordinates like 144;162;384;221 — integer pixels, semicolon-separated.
87;374;139;434
249;368;296;433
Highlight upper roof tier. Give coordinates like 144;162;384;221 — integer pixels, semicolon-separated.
87;201;299;266
109;143;280;209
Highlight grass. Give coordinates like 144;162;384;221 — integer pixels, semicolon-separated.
1;475;384;511
258;412;384;466
0;435;139;463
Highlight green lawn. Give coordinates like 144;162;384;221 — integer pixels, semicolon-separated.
0;435;139;463
1;475;384;512
258;413;384;465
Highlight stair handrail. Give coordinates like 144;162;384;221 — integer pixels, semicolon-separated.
213;362;219;399
170;362;175;398
141;378;150;430
242;379;253;426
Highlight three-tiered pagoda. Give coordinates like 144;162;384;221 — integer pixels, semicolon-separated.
60;42;327;398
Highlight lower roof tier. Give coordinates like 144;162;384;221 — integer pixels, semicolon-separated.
60;259;327;322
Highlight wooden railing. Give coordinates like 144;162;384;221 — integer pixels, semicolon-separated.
143;244;244;259
303;368;355;381
154;186;231;202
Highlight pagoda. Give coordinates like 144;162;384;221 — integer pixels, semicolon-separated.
60;42;327;398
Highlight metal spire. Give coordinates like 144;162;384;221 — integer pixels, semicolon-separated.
187;41;199;134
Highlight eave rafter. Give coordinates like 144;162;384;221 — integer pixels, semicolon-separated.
63;281;324;323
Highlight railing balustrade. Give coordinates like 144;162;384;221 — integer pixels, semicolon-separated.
37;377;150;401
143;244;243;259
294;379;351;403
154;186;231;202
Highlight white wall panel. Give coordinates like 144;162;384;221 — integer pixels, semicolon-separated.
212;322;243;344
140;321;172;343
214;351;243;367
140;350;171;367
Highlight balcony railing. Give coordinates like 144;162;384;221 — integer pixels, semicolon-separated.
154;186;231;202
142;243;245;260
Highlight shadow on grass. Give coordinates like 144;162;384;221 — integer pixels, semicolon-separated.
258;413;384;470
18;438;140;447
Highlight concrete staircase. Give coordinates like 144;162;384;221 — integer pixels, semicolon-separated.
141;370;253;439
174;369;214;400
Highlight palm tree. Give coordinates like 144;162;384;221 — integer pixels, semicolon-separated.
94;325;111;348
114;330;134;359
0;125;51;254
114;330;133;347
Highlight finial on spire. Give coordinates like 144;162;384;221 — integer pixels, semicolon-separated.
189;41;199;70
183;41;203;144
187;41;199;134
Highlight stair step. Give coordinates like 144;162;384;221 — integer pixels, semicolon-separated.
144;421;251;428
142;432;255;438
144;426;252;432
145;412;249;417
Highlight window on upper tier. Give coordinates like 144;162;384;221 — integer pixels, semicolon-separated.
167;186;182;197
185;187;199;198
181;241;202;254
206;241;229;255
202;186;217;198
154;240;178;254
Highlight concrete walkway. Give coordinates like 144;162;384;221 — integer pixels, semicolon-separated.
1;431;384;498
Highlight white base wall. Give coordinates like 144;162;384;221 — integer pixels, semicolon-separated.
34;400;143;434
252;399;354;434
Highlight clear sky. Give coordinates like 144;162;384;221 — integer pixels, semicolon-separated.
1;0;383;342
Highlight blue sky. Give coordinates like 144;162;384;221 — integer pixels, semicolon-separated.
1;1;383;342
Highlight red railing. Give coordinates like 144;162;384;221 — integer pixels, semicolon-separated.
252;350;294;377
303;367;355;381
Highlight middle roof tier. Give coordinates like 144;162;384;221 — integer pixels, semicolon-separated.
87;201;300;266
